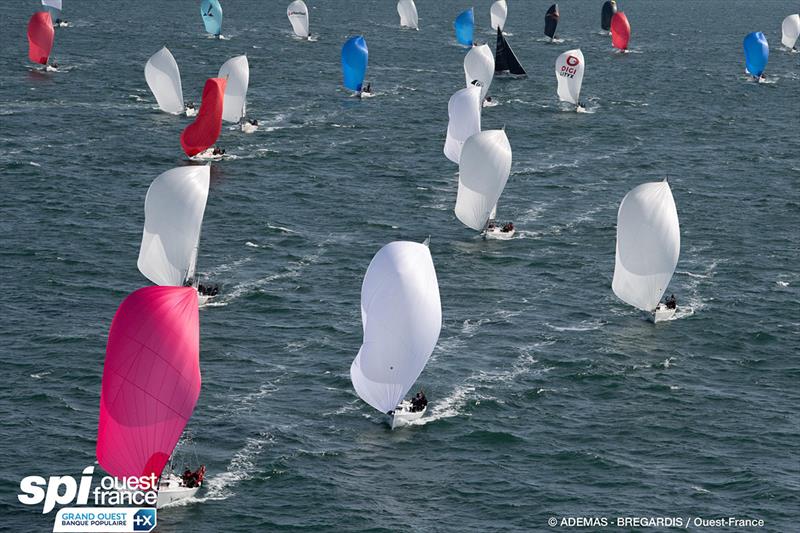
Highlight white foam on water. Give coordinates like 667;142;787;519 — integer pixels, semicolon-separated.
29;161;41;167
31;371;52;379
545;320;605;332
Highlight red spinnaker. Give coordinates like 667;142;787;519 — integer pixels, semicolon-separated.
28;12;55;65
96;286;201;479
611;12;631;50
180;78;227;157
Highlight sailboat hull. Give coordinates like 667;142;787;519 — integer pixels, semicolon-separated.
157;474;201;508
389;402;427;429
484;227;515;240
649;304;676;323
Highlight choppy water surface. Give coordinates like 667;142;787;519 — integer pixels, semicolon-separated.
1;1;798;531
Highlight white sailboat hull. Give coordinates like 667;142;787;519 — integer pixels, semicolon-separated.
197;292;213;307
649;304;676;323
156;474;200;508
191;148;223;161
484;227;515;240
241;122;258;134
389;401;427;429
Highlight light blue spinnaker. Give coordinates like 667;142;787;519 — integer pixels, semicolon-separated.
454;8;474;47
743;31;769;77
200;0;223;36
342;36;368;92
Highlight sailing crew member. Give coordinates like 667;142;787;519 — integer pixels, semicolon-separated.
364;83;371;94
665;294;677;309
502;222;514;233
411;390;428;412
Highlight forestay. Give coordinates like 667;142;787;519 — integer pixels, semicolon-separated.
138;166;210;287
287;0;310;38
145;47;185;115
444;86;482;164
612;181;680;312
782;14;800;49
455;130;512;231
555;49;584;105
218;55;249;123
350;241;442;414
464;44;494;100
397;0;418;30
490;0;507;31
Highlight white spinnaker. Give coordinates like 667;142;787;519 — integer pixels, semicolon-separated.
490;0;507;31
612;181;680;312
397;0;419;29
455;130;512;231
138;166;210;287
444;86;482;164
287;0;310;38
218;55;249;123
555;49;585;105
464;44;494;100
144;47;185;115
42;0;62;10
350;241;442;414
781;14;800;49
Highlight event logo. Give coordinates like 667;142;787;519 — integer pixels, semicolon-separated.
566;55;580;66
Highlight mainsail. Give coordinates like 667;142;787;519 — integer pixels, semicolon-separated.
218;55;249;123
287;0;310;38
42;0;62;10
464;44;494;99
495;28;526;76
545;4;559;39
612;181;680;312
782;14;800;49
555;49;584;105
397;0;419;30
490;0;507;31
27;12;54;65
611;12;630;50
601;0;617;32
180;78;227;156
454;8;474;46
200;0;223;36
96;286;201;479
444;86;482;164
350;241;442;414
145;47;185;115
455;130;512;231
743;32;769;76
138;166;210;287
341;36;368;92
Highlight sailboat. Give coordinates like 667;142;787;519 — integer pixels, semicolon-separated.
490;0;507;31
218;55;255;132
180;77;227;160
27;12;55;70
464;44;494;103
782;14;800;50
601;0;617;33
342;36;370;97
96;286;205;508
555;49;585;111
544;4;560;41
455;130;514;240
454;7;474;47
397;0;419;30
350;240;442;429
743;32;769;81
444;86;482;164
42;0;67;26
145;47;190;116
612;180;681;323
137;166;217;305
200;0;223;38
287;0;310;40
611;12;631;51
494;28;526;76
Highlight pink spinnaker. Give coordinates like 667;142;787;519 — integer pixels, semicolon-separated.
96;286;201;479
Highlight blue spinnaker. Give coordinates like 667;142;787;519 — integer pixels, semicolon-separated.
342;36;368;92
454;8;474;47
200;0;223;36
743;31;769;76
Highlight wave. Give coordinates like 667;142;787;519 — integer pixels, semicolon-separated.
545;320;605;332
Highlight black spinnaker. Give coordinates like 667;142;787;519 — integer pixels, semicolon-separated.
545;4;559;39
601;0;617;31
494;28;526;76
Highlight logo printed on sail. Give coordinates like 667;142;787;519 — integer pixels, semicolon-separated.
566;55;580;66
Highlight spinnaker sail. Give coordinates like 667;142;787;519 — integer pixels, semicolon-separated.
287;0;310;38
743;32;769;76
490;0;507;31
42;0;62;10
782;14;800;49
464;43;494;99
145;47;185;115
454;8;474;46
397;0;419;30
138;166;210;287
200;0;223;36
495;28;526;76
601;0;617;32
350;241;442;415
612;181;680;312
555;49;584;105
180;78;227;156
341;36;368;92
27;12;54;65
218;55;249;123
96;286;201;479
444;86;482;164
545;4;559;39
455;130;512;231
611;12;630;50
